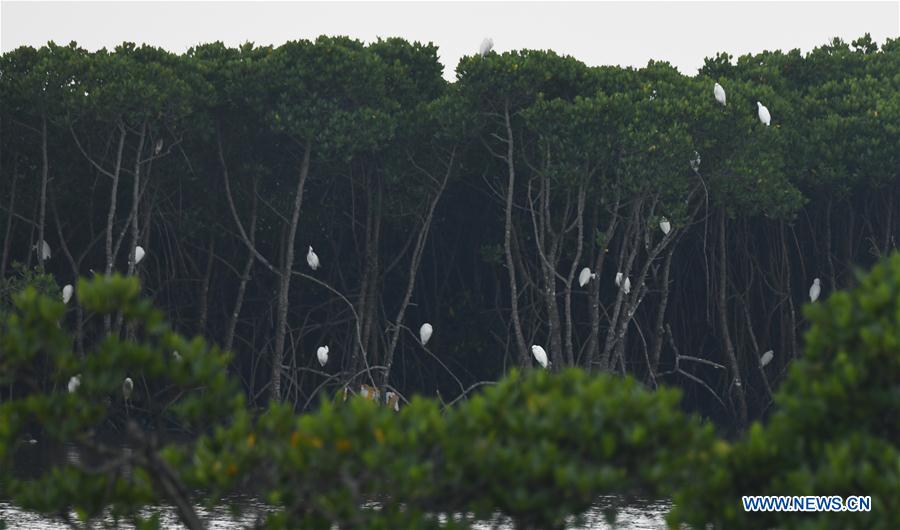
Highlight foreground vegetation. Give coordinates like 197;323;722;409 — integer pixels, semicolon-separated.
2;35;899;430
2;252;899;529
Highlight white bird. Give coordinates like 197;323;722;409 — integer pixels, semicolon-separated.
479;37;493;57
67;374;81;394
757;101;771;126
35;240;51;260
760;350;774;367
317;345;329;367
307;246;320;271
122;377;134;400
385;391;400;412
420;323;433;346
809;278;821;303
690;151;701;171
531;344;550;369
62;284;74;304
615;272;624;287
659;217;671;236
622;277;632;294
154;139;163;155
134;245;146;265
172;350;182;362
714;82;726;106
578;267;597;288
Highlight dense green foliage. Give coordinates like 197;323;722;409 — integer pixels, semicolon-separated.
1;275;714;529
1;34;898;429
669;253;900;529
3;254;899;528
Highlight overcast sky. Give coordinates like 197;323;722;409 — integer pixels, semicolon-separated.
2;1;898;80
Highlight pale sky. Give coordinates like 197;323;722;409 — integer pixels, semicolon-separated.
1;1;898;80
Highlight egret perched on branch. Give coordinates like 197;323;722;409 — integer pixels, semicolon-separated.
809;278;821;303
757;101;771;126
134;245;146;265
67;374;81;394
531;345;550;369
122;377;134;400
690;151;701;172
62;284;74;304
35;240;51;260
622;277;632;295
578;267;597;288
479;38;493;57
360;384;379;401
385;391;400;412
760;350;774;367
615;272;624;287
307;246;320;271
154;139;163;155
659;217;671;236
714;82;726;106
420;323;433;346
172;350;182;362
317;345;329;367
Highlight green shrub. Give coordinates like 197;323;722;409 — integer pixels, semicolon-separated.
669;252;900;529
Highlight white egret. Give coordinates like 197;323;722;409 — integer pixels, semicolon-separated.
134;245;146;265
67;374;81;394
714;82;726;106
35;240;51;260
307;246;320;271
615;272;624;287
578;267;597;288
385;391;400;412
62;284;74;304
760;350;774;367
360;384;379;401
420;323;433;346
622;277;632;295
809;278;821;303
659;217;672;236
531;345;550;369
479;37;494;57
690;151;701;171
122;377;134;400
316;345;329;367
172;350;182;362
757;101;771;126
154;139;163;155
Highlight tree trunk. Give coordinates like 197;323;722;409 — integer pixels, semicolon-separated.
718;210;747;429
502;103;529;366
382;151;454;389
225;179;258;354
197;238;215;336
272;143;311;403
1;165;17;280
37;114;49;268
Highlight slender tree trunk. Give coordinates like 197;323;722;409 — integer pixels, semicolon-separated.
225;179;258;354
502;103;529;366
587;201;619;370
718;210;747;429
562;184;586;366
37;113;49;268
197;238;215;336
382;151;454;389
127;122;147;276
103;125;127;333
272;143;311;403
650;243;676;375
1;167;17;280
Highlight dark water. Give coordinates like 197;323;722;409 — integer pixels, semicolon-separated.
3;442;669;529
